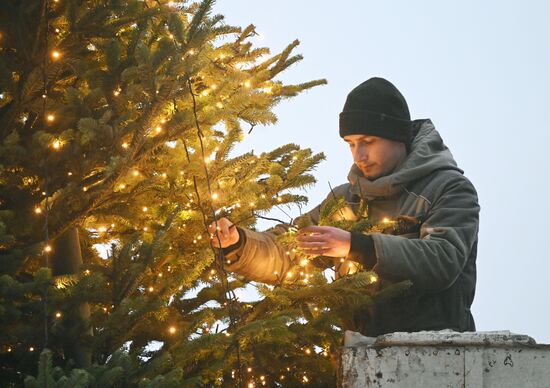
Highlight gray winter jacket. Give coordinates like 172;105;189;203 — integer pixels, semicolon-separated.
225;119;480;335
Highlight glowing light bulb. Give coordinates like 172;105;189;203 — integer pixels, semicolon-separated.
148;286;154;292
122;142;128;148
119;184;126;189
51;50;61;60
247;367;252;372
305;348;311;354
29;347;35;352
46;114;55;122
244;80;251;88
169;326;176;334
383;217;390;223
370;274;378;283
276;196;283;202
98;226;107;233
34;207;42;214
216;102;223;108
300;259;308;266
52;139;62;149
113;90;120;96
44;245;52;253
55;312;62;318
211;193;218;200
142;206;148;212
132;170;139;176
155;126;162;133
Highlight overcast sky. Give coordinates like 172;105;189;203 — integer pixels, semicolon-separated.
214;0;550;343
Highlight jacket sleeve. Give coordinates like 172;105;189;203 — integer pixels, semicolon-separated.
371;174;480;292
223;228;294;284
223;198;327;285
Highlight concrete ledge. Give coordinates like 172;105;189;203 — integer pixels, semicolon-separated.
340;330;550;387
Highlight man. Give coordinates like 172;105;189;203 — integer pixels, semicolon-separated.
209;77;480;336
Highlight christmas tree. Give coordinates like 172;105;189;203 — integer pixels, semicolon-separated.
0;0;410;386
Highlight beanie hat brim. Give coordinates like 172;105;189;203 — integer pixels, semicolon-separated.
339;109;413;146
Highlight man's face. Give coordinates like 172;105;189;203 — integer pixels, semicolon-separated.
343;134;407;180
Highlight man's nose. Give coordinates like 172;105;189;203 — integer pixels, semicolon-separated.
353;145;368;162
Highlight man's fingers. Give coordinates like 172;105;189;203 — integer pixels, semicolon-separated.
296;234;326;243
298;225;329;235
297;242;327;249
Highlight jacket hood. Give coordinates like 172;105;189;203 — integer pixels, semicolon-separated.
348;119;463;199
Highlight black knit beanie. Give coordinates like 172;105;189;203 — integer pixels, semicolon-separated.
339;77;413;147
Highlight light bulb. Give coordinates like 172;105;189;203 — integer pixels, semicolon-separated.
51;50;61;60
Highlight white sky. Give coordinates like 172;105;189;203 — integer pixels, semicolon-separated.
214;0;550;343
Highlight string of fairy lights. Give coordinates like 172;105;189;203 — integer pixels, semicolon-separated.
41;0;52;351
2;0;390;385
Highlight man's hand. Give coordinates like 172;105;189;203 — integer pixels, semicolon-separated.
296;226;351;258
208;217;240;248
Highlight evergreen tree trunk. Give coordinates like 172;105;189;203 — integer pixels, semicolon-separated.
51;227;92;368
